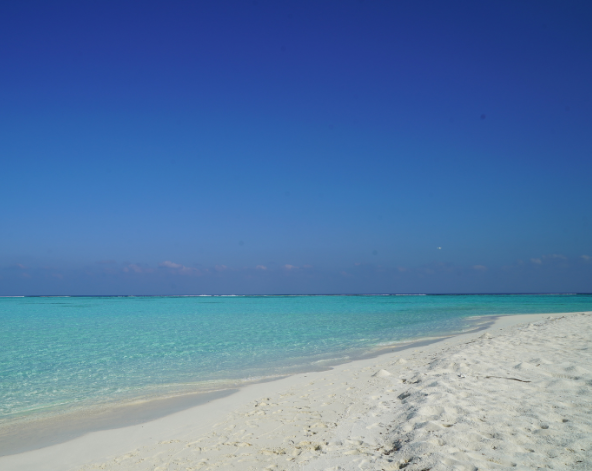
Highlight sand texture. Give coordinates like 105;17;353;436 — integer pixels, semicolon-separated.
1;312;591;470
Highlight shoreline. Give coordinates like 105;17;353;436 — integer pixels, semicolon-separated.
0;314;496;457
1;311;589;470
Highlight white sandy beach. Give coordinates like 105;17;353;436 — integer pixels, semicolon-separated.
1;311;590;471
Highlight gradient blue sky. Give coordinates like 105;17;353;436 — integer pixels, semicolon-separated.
1;0;591;295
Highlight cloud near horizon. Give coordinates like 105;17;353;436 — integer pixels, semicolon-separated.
158;261;201;276
1;254;591;295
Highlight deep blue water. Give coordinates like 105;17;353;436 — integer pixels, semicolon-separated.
1;294;591;423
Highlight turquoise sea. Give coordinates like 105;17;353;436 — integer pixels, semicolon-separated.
1;294;592;426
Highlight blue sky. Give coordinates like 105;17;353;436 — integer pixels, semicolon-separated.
1;0;591;294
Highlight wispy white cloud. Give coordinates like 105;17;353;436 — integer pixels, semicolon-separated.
123;264;144;274
582;255;591;262
529;254;568;266
158;261;201;276
548;254;567;260
255;265;267;270
159;261;182;269
473;265;487;271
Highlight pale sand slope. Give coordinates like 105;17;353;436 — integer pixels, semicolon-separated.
2;312;591;471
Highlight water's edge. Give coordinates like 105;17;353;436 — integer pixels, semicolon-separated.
0;314;498;457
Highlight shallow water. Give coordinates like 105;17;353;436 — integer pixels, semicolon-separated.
1;294;591;424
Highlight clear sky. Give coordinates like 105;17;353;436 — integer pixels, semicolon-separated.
1;0;591;295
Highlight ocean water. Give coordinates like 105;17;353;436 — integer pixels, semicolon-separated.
1;294;591;425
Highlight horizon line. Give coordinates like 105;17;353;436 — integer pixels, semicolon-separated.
1;292;590;298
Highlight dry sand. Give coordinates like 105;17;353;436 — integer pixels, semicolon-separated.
1;311;590;471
